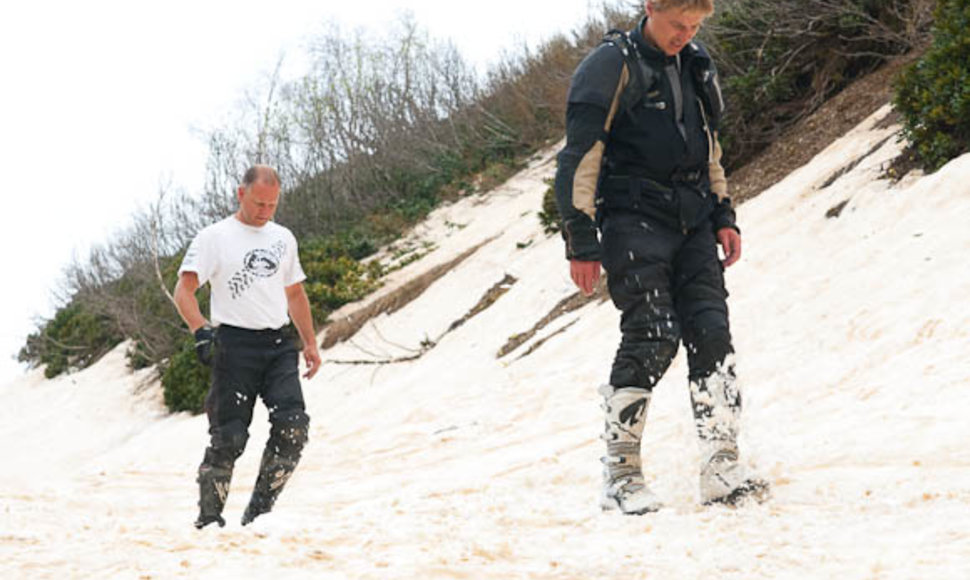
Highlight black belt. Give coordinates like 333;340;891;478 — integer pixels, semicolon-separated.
217;323;294;336
597;173;712;233
669;168;705;184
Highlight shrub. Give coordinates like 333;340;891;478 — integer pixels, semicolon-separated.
18;301;123;378
894;0;970;171
161;337;210;414
299;236;384;325
26;2;936;416
538;178;561;235
706;0;929;170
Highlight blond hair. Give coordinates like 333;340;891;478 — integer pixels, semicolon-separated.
648;0;714;14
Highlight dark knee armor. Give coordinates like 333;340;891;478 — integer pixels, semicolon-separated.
681;305;732;382
269;410;310;458
199;419;249;476
242;410;310;526
610;315;680;389
203;419;250;468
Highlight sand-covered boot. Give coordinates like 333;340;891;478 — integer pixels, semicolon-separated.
195;464;231;529
599;384;663;514
690;365;769;506
241;450;298;526
241;413;309;526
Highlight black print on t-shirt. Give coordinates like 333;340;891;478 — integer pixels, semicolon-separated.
227;241;286;299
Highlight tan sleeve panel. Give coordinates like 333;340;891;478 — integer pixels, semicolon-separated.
573;141;605;220
572;65;631;220
708;132;729;202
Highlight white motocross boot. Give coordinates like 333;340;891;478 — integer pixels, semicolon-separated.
599;384;663;514
690;365;769;506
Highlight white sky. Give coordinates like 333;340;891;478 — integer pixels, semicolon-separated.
0;0;606;384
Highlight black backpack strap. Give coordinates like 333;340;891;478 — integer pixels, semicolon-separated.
688;45;724;132
601;29;657;119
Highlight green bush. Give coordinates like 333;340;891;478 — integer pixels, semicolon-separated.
706;0;926;170
300;236;384;325
894;0;970;171
27;2;936;417
18;301;123;378
538;178;561;235
161;337;210;414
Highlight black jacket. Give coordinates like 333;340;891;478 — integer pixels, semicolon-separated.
554;18;736;260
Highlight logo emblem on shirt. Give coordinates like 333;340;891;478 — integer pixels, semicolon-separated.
244;248;280;277
228;241;287;299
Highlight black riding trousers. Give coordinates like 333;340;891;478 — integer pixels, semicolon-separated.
600;212;733;389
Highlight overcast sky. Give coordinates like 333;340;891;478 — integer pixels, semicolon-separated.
0;0;610;384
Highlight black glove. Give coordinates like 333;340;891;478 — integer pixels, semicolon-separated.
194;325;215;366
561;217;601;261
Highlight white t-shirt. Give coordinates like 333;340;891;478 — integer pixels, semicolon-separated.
178;216;306;330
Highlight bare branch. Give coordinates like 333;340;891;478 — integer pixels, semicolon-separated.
150;187;177;310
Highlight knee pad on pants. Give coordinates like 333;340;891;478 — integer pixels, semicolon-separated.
685;325;733;381
270;410;310;457
611;336;680;389
206;419;249;467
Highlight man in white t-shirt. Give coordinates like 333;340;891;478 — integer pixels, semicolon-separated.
174;164;321;529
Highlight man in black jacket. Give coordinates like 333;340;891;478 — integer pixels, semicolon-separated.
554;0;767;514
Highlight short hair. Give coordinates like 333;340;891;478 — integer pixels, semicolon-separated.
241;165;281;190
648;0;715;14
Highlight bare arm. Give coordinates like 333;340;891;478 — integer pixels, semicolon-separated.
174;272;208;333
285;282;321;379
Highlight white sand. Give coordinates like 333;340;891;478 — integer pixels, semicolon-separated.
2;105;969;579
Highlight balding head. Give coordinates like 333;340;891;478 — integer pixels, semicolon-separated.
236;165;281;227
241;164;281;191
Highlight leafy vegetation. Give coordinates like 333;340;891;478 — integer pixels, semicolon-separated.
18;301;123;379
21;1;937;414
538;178;561;235
161;337;212;414
704;0;931;170
894;0;970;171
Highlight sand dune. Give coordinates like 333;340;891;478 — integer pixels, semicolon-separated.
2;105;969;579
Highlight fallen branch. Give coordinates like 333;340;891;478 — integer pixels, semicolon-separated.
320;235;498;349
325;273;518;365
497;276;608;359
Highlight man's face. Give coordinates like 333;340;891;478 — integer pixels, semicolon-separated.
236;180;280;227
645;3;707;56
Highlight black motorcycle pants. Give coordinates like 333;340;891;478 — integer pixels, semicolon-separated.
600;213;733;389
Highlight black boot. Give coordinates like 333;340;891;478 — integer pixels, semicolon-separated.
195;464;232;529
241;450;299;526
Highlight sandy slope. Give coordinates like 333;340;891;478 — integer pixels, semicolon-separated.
2;106;969;579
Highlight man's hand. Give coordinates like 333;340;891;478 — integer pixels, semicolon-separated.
570;260;602;296
285;282;321;379
194;325;215;366
716;227;742;268
302;343;322;380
